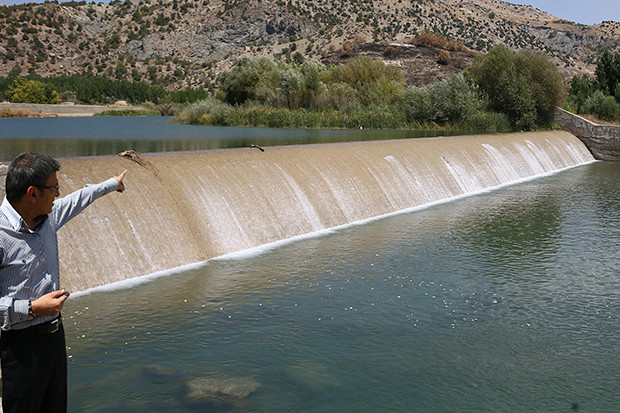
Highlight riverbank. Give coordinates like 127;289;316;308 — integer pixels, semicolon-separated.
0;102;145;117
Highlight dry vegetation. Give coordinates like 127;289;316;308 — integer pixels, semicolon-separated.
0;0;618;91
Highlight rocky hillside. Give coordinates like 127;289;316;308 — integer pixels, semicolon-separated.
0;0;618;91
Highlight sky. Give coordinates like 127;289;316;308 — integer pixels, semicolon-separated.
504;0;620;25
0;0;619;26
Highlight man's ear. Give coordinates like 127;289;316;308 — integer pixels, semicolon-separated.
25;186;39;204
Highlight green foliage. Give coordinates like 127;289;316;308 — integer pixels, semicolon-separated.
567;49;620;122
0;75;208;106
94;108;161;116
401;74;484;124
465;46;564;130
462;111;512;132
176;97;234;126
595;49;620;96
218;56;405;111
323;56;405;106
8;78;60;104
581;90;620;121
566;74;595;111
217;56;281;105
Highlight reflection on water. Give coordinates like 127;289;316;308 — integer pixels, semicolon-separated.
0;116;471;161
64;162;620;412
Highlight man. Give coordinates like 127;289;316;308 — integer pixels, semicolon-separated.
0;152;127;413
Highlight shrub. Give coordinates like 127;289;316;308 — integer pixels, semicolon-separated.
463;111;512;132
8;78;60;104
323;56;405;106
582;90;620;121
437;50;451;65
176;97;234;125
217;56;280;105
465;45;565;130
400;74;485;125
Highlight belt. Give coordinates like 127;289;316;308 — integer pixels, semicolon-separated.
9;316;63;335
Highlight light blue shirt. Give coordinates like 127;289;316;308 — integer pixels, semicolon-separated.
0;178;118;331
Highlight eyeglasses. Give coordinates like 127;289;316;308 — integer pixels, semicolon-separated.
37;184;60;193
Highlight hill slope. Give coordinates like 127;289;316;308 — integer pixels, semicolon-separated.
0;0;618;91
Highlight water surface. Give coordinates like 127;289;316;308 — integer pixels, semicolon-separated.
64;161;619;412
0;116;468;161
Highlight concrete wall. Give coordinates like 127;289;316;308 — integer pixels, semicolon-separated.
555;107;620;161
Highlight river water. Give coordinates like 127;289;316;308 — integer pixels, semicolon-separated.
0;116;466;161
1;117;618;411
64;161;619;412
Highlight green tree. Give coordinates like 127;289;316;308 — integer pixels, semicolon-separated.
8;78;60;104
595;48;620;96
217;56;280;105
567;74;595;111
465;46;565;130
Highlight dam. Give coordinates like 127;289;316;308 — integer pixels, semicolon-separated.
13;129;592;293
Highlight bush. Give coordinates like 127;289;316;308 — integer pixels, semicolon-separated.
465;46;565;130
437;50;451;65
323;56;405;106
400;74;485;125
582;90;620;121
8;78;60;104
462;111;512;132
217;56;280;105
94;109;160;117
176;97;234;125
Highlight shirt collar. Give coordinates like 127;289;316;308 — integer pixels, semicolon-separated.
1;197;25;231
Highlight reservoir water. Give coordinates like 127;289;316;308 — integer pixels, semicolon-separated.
64;161;619;412
0;116;464;161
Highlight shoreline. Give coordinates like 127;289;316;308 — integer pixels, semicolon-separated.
0;102;145;117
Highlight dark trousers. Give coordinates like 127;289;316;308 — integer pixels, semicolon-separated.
0;324;67;413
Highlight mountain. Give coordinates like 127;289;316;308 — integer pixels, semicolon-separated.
0;0;618;91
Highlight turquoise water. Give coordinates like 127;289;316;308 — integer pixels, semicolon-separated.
0;116;468;161
64;161;619;412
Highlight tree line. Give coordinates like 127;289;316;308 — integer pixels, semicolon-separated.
0;74;208;106
566;48;620;122
176;45;564;131
2;45;580;132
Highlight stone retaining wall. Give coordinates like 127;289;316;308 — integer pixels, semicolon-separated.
555;107;620;161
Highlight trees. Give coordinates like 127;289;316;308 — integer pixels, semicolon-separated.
401;73;486;125
567;49;620;121
8;78;60;104
595;48;620;96
217;57;280;105
465;46;564;130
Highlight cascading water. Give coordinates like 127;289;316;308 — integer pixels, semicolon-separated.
43;131;593;293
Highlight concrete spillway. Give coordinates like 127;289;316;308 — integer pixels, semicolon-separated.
19;130;593;292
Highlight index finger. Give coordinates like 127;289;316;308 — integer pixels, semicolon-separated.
117;169;127;180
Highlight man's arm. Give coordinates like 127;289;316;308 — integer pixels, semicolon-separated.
52;170;127;230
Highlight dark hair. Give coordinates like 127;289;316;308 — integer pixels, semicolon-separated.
5;152;60;202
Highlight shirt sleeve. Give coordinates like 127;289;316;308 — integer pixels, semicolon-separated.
51;178;119;231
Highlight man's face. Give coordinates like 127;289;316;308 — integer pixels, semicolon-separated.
34;172;60;216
